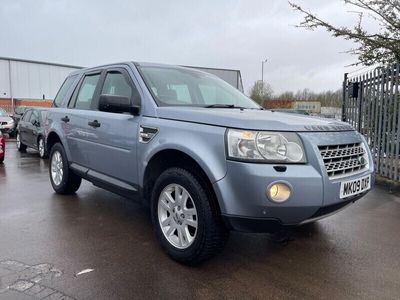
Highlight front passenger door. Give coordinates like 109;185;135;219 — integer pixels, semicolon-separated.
84;68;141;188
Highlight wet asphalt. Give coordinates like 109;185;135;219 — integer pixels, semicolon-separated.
0;141;400;300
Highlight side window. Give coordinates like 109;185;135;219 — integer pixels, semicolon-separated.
74;74;101;110
101;71;140;105
23;110;32;121
102;72;132;98
29;110;39;125
53;75;77;107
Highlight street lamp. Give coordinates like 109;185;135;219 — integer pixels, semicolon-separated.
261;58;268;82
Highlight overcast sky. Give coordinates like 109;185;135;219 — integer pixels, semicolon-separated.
0;0;376;94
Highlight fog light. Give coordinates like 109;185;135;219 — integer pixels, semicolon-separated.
267;182;291;203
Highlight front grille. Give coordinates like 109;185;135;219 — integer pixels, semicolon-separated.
318;143;368;179
0;122;7;125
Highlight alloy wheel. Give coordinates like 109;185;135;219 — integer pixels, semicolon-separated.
158;184;198;249
39;139;45;157
16;133;21;148
51;151;63;186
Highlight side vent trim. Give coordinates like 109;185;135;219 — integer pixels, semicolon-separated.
139;125;158;143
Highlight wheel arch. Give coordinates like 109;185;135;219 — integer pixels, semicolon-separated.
142;149;222;214
46;131;63;153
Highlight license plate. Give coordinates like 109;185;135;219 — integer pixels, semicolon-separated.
340;175;371;199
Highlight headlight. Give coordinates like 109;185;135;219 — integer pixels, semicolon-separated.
226;129;306;163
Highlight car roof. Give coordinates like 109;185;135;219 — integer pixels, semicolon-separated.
24;107;48;112
68;61;209;76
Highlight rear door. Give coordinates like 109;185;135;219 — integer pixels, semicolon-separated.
84;67;141;188
26;109;40;148
64;71;102;168
19;110;31;145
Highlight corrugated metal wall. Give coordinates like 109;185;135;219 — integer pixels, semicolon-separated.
0;58;80;100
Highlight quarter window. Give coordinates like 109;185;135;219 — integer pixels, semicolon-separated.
74;74;101;110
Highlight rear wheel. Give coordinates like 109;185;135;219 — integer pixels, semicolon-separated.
16;133;27;152
49;143;81;194
38;137;48;159
151;167;228;265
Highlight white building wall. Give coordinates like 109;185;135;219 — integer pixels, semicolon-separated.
6;60;79;99
0;60;11;97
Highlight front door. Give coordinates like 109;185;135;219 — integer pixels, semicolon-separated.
84;67;140;187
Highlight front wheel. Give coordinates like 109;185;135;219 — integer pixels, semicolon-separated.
49;143;81;194
151;167;228;265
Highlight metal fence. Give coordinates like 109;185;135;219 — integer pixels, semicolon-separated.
343;63;400;181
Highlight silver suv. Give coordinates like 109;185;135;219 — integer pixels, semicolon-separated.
45;62;374;264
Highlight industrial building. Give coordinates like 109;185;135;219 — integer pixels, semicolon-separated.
0;57;243;113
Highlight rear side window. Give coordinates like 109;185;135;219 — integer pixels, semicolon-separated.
74;74;101;110
53;75;77;107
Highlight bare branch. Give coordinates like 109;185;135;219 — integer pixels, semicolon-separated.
289;0;400;66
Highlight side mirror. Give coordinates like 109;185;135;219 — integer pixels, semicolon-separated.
98;94;140;115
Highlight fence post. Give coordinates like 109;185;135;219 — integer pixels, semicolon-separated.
342;73;348;122
358;81;363;132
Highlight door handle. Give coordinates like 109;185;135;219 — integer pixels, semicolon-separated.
88;120;101;128
61;116;70;123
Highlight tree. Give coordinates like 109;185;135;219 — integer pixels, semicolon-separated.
249;80;273;105
289;0;400;66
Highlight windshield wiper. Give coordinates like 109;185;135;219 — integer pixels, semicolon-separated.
204;104;245;109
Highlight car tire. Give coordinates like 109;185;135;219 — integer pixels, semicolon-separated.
151;167;228;265
0;157;3;164
38;137;48;159
49;142;81;194
16;132;27;152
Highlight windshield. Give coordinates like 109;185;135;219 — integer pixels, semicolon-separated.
138;66;260;109
0;108;8;117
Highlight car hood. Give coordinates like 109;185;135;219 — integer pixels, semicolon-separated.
156;107;353;132
0;116;13;123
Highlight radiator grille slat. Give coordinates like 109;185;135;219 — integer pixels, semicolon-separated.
318;143;368;179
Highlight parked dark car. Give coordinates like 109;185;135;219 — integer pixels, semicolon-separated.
13;106;32;128
0;131;5;163
16;108;48;158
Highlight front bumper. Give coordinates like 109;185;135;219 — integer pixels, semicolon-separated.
0;125;16;134
213;131;375;232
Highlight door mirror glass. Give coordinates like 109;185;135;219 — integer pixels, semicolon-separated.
98;94;139;114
